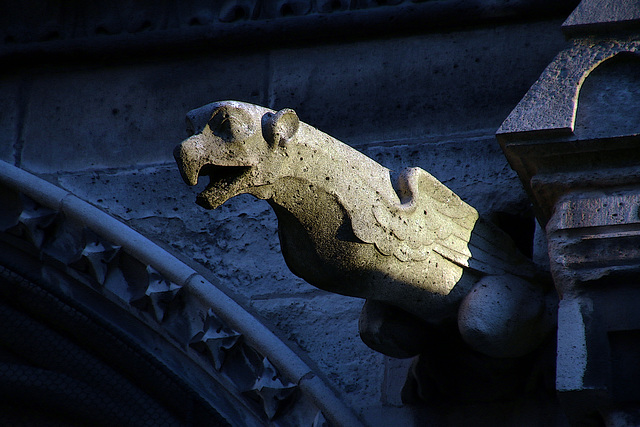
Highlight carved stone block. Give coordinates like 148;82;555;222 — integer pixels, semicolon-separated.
497;1;640;422
174;100;557;409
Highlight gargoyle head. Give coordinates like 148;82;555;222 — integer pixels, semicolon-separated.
174;101;299;209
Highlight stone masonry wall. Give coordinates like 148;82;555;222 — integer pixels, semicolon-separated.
1;17;567;425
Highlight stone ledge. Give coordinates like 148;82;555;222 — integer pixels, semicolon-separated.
0;0;578;65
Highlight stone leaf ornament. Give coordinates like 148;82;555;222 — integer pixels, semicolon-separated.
174;101;555;358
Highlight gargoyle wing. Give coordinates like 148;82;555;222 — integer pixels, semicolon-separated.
350;167;534;278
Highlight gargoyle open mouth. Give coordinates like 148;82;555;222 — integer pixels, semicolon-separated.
195;164;252;209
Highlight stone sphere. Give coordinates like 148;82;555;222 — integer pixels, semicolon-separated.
458;274;554;358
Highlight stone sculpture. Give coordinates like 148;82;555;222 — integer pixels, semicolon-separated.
174;100;555;361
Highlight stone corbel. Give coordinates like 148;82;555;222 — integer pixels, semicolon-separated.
497;1;640;423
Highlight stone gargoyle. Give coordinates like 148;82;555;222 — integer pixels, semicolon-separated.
174;101;556;361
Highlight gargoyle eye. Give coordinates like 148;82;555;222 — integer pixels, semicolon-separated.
207;106;255;141
208;112;233;140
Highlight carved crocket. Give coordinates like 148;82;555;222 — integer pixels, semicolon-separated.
174;101;555;359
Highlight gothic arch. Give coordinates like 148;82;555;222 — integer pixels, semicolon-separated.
0;161;360;426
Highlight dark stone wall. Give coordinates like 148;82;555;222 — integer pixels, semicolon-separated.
0;2;577;424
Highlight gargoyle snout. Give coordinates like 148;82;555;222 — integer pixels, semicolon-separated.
174;134;205;186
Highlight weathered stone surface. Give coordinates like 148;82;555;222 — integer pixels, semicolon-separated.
174;100;554;361
250;293;384;414
53;116;540;421
0;0;591;422
498;37;640;139
54;165;317;299
498;9;640;423
498;37;640;226
269;20;567;145
360;135;530;220
562;0;640;35
21;54;266;174
458;274;556;358
55;163;388;415
574;53;640;139
545;188;640;425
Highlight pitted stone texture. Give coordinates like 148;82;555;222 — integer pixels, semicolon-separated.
268;19;566;145
173;100;553;367
20;54;266;174
56;164;384;416
250;294;384;415
360;135;529;220
52;118;538;420
51;100;543;423
498;37;640;137
563;0;640;35
54;165;317;299
458;274;556;358
174;101;541;325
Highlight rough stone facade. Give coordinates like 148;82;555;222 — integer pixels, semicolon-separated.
0;0;593;425
498;2;640;423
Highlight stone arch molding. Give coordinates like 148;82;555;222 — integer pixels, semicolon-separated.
0;160;361;426
497;37;640;137
573;51;640;138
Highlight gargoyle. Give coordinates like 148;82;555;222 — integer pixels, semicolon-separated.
174;101;555;359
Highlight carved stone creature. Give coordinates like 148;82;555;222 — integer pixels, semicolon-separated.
174;101;555;359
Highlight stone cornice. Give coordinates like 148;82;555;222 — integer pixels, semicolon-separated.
1;0;578;64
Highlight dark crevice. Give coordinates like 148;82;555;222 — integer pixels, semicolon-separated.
491;211;536;258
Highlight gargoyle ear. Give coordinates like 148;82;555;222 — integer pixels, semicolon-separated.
262;108;299;147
